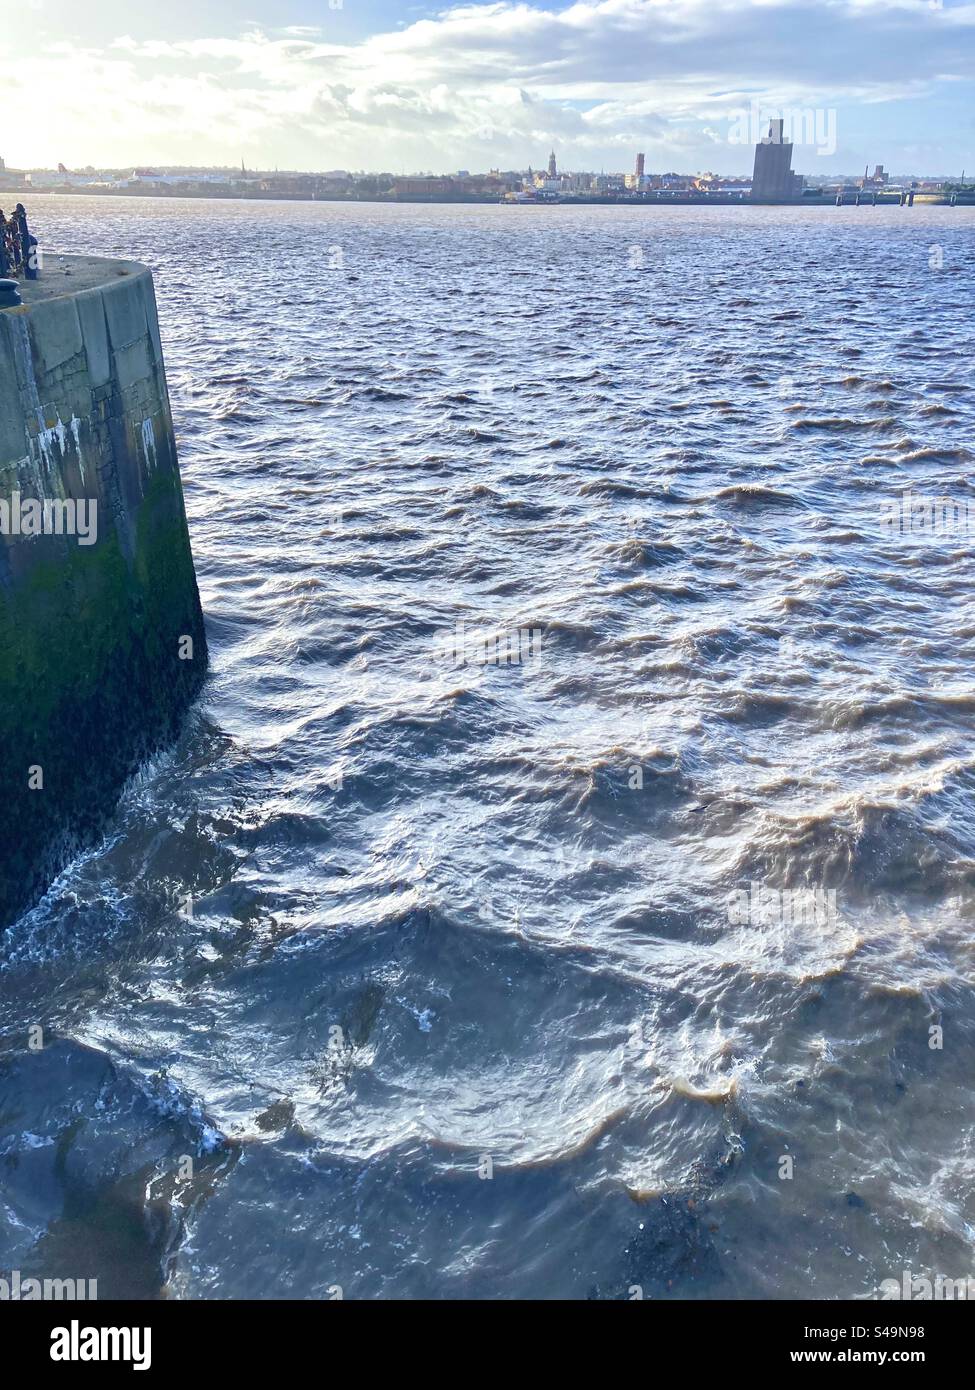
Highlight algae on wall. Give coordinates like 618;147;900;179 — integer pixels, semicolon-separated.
0;260;207;928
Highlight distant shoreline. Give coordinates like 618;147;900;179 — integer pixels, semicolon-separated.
19;187;974;208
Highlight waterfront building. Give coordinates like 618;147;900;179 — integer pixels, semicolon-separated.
625;154;652;191
858;163;889;189
751;119;803;201
591;174;626;193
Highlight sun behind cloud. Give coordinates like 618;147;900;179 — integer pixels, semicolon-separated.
4;0;973;172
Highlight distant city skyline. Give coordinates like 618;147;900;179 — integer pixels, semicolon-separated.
5;0;974;176
6;155;966;183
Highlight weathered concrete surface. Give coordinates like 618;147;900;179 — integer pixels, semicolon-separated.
0;255;207;927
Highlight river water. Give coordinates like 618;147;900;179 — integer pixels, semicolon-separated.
1;196;974;1299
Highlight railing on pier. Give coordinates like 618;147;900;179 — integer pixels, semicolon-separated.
0;203;38;280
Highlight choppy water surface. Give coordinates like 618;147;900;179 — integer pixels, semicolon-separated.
2;197;974;1299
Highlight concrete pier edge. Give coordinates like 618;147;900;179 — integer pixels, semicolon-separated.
0;254;208;928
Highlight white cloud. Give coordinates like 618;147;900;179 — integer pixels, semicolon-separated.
7;0;974;170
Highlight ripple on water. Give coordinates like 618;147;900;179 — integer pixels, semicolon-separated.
3;198;975;1300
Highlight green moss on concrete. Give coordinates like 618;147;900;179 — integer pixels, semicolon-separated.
0;262;207;927
0;468;206;924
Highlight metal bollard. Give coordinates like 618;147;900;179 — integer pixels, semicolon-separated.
0;278;23;309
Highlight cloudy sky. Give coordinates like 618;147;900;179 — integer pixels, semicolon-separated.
4;0;974;175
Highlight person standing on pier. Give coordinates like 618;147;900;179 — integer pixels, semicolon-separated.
13;205;38;279
0;210;13;277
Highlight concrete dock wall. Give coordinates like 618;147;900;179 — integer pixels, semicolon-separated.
0;256;207;928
